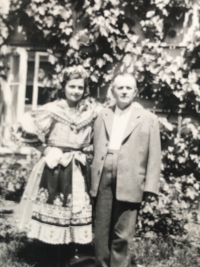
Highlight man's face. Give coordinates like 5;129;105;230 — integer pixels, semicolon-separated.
112;74;137;109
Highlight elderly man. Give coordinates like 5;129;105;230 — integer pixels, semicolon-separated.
91;70;161;267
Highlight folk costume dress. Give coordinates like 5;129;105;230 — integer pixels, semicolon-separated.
12;98;100;245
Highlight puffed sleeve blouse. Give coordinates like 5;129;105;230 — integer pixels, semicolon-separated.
11;98;102;150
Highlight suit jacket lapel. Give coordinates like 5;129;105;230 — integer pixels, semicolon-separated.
122;107;142;143
103;106;114;139
103;103;143;142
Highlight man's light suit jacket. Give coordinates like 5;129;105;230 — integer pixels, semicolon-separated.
90;103;161;203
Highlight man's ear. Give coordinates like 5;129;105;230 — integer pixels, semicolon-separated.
111;87;116;98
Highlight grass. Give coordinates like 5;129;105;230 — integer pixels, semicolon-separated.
1;207;200;267
131;236;200;267
0;241;34;267
0;238;96;267
1;231;200;267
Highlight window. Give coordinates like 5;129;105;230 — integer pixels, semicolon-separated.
25;51;52;112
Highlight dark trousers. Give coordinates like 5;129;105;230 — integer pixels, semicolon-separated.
94;151;140;267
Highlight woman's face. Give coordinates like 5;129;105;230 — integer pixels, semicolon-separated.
64;78;85;105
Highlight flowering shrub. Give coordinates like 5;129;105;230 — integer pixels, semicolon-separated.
137;118;200;237
0;154;37;202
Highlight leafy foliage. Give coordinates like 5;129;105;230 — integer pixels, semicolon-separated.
0;154;37;202
0;0;200;238
137;117;200;237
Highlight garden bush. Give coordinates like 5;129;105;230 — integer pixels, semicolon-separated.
0;153;38;202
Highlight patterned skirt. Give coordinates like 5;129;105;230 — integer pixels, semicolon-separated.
15;157;92;245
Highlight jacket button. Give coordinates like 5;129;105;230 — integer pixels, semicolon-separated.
101;156;104;160
98;171;100;175
106;143;108;147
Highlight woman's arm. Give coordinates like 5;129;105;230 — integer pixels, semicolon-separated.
11;108;53;149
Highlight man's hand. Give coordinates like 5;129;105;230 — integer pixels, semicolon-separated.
83;145;94;163
82;145;93;154
143;192;158;203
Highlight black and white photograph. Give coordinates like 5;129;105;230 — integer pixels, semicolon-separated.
0;0;200;267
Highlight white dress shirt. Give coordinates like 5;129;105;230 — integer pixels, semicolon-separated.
109;103;133;150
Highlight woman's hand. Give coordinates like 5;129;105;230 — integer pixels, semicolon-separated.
42;146;52;156
44;147;63;169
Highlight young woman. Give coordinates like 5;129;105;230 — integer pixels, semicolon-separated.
12;65;101;267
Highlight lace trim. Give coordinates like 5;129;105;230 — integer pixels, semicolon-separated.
31;98;100;132
32;109;97;132
32;193;92;226
27;220;92;244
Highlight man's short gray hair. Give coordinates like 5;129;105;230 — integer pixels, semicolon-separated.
112;72;137;89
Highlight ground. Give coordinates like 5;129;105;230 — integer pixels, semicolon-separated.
1;200;200;267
